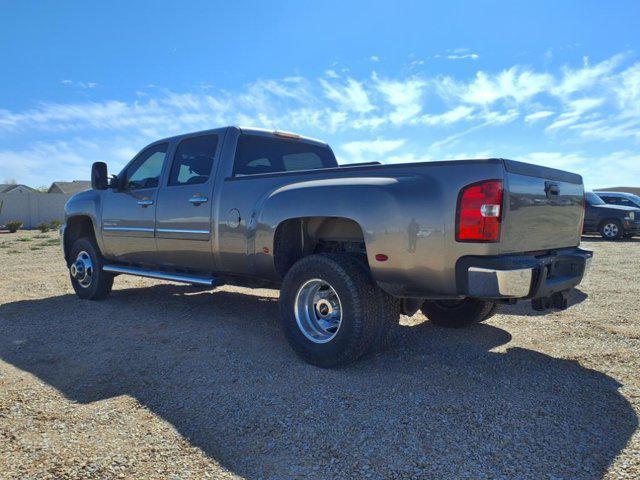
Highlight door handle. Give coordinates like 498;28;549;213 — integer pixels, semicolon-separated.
137;199;154;207
189;195;208;206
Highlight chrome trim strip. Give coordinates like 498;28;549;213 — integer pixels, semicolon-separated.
102;226;155;233
156;228;210;235
468;266;533;298
103;265;215;286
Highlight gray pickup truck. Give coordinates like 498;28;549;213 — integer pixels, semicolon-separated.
62;126;592;367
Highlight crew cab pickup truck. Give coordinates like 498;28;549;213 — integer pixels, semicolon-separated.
62;126;592;367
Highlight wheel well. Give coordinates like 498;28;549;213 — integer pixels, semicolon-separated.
273;217;367;279
64;216;96;265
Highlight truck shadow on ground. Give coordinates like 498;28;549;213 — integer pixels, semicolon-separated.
0;284;636;479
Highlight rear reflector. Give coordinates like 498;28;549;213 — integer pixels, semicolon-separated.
456;180;503;242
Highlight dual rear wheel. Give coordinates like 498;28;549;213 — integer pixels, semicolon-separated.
279;253;495;367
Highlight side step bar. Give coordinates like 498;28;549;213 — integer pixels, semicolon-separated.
103;265;216;286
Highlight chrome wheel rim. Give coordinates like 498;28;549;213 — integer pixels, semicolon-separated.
70;250;93;288
603;223;619;238
294;279;343;343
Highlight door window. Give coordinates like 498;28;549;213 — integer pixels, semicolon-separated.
126;143;169;190
168;134;219;186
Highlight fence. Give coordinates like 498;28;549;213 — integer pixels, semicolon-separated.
0;192;70;229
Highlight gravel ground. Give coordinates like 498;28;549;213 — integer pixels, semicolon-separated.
0;230;638;479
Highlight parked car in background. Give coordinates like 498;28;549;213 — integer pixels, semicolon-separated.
583;192;640;240
596;191;640;209
61;127;592;367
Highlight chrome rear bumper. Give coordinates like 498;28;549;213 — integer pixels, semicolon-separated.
458;247;593;299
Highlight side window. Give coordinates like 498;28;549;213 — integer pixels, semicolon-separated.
126;143;168;190
168;134;219;186
619;198;633;207
233;134;337;176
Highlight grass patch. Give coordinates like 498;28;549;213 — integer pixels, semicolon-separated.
0;243;11;248
16;237;33;242
7;249;20;254
36;239;60;247
33;234;49;239
29;246;43;251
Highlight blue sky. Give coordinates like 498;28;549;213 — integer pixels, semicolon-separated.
1;0;639;188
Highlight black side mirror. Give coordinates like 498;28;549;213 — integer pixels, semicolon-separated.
91;162;108;190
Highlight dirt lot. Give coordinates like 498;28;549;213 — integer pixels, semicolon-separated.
0;230;638;479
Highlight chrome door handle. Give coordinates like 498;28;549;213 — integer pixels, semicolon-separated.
137;199;154;207
189;196;208;205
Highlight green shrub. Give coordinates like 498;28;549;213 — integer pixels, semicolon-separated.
5;221;22;233
50;219;62;230
37;222;50;233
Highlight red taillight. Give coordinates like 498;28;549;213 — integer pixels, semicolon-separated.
456;180;503;242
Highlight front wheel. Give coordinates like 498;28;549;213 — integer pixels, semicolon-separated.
599;220;623;240
69;237;114;300
279;254;383;368
421;298;498;328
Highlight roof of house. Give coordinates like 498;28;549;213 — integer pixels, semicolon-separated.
595;186;640;196
0;184;36;194
48;180;91;195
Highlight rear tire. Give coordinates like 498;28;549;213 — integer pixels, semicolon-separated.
279;254;383;367
421;298;497;328
599;219;623;240
69;237;114;300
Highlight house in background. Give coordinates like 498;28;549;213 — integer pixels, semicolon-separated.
48;180;91;195
0;184;36;195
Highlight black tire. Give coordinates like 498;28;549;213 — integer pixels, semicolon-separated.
421;298;497;328
69;237;114;300
371;290;401;351
279;254;383;368
599;219;623;240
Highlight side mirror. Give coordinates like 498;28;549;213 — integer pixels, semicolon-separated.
91;162;108;190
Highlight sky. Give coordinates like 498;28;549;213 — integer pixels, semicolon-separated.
1;0;639;189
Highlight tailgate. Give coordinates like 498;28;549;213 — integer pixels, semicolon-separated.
500;160;584;254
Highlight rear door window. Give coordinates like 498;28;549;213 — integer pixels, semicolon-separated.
233;134;337;176
168;134;219;186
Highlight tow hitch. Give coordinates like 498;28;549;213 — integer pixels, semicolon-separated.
531;290;570;311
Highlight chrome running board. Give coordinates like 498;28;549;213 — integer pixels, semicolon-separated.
103;265;215;286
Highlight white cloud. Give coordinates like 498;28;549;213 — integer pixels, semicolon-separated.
370;56;380;62
546;97;605;131
525;110;554;123
435;48;480;61
340;138;406;163
447;53;479;60
419;106;474;125
320;78;374;113
552;54;624;98
455;67;554;104
373;73;426;124
2;52;640;187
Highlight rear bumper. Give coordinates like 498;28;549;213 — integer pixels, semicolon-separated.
456;247;593;300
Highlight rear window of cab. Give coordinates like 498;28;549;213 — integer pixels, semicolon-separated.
233;134;337;176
